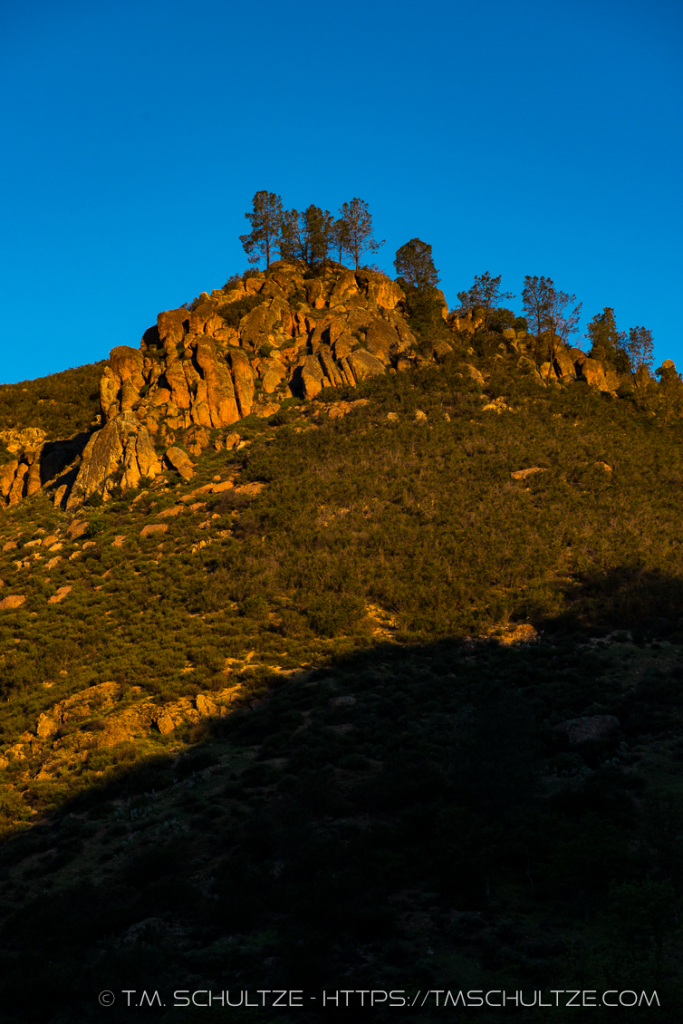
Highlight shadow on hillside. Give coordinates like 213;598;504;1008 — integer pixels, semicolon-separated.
39;429;92;489
1;565;683;1020
538;563;683;639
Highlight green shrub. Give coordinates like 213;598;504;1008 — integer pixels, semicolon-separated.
217;295;266;328
305;594;365;637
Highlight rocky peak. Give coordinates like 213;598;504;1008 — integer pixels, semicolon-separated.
0;262;647;511
61;263;423;507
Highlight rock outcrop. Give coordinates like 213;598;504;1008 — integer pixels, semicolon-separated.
553;714;620;745
0;260;658;511
0;678;247;774
64;262;421;505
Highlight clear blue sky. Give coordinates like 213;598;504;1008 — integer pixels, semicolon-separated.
1;0;681;383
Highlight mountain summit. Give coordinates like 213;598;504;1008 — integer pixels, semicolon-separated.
0;260;648;515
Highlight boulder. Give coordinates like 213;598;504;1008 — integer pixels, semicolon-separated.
553;348;576;379
347;349;386;383
0;460;19;500
511;467;547;481
449;310;484;334
579;357;610;391
243;275;264;295
365;320;398;364
238;299;285;353
0;595;25;610
110;345;145;392
260;359;287;394
67;520;89;540
164;447;195;480
433;340;453;362
553;715;620;745
229;349;255;417
99;367;120;421
357;273;405;310
8;463;28;505
140;523;169;537
317;347;342;387
464;364;485;387
157;309;189;353
434;288;449;318
329;270;359;307
48;586;72;605
194;338;240;427
301;354;326;399
333;332;356;361
157;504;184;518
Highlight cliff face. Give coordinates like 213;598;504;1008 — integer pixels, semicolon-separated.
0;261;632;511
66;261;418;507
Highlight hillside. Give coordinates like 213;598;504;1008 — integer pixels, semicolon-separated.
0;263;682;1021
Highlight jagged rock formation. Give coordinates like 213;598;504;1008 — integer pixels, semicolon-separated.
0;260;648;510
66;261;419;506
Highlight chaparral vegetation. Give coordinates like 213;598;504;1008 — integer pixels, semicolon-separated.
0;196;680;1022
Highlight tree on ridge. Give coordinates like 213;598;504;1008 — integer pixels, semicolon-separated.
330;217;350;265
338;198;384;271
627;326;654;373
457;272;515;331
393;238;440;293
279;205;333;268
586;307;630;372
239;191;283;269
394;238;444;327
522;275;582;370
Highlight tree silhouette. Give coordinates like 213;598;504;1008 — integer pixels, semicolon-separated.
338;198;384;271
278;206;333;267
627;326;654;373
330;218;349;265
522;275;582;370
586;307;630;372
393;238;440;293
239;191;283;269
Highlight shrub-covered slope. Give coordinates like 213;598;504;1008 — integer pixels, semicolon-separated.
0;362;105;442
0;355;682;1020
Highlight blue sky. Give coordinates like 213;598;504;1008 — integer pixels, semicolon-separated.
1;0;681;383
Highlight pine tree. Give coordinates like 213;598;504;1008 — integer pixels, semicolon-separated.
456;272;514;330
586;307;630;372
278;209;301;262
393;238;440;292
277;206;332;268
301;205;333;267
656;360;683;425
627;326;654;373
393;238;443;327
338;199;384;271
239;191;283;269
521;275;582;368
330;218;349;264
